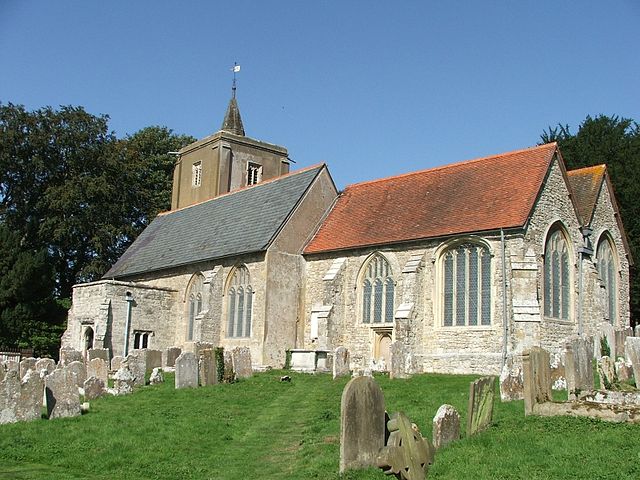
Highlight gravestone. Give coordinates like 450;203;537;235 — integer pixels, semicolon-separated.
499;357;524;401
467;376;496;436
113;366;135;395
390;342;409;380
597;356;616;389
175;352;198;389
549;352;566;390
0;369;44;424
35;358;56;376
146;349;163;370
111;356;124;372
199;349;217;386
522;347;552;415
19;357;37;379
615;358;633;382
123;350;147;387
45;367;81;419
615;329;632;359
565;336;594;397
340;376;385;473
87;348;110;362
83;376;106;400
66;361;87;388
625;337;640;385
333;347;350;379
635;325;640;338
59;347;83;366
377;411;435;480
232;347;252;379
600;323;616;358
164;347;182;367
149;368;164;385
432;404;460;449
87;358;109;384
223;350;235;382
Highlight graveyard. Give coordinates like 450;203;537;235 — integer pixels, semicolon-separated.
0;369;638;479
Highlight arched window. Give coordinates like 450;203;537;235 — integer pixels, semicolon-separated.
597;235;617;324
442;242;491;326
227;266;253;338
186;274;204;341
362;254;394;324
544;228;571;320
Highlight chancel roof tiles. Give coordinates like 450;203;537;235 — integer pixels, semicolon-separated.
566;165;606;225
104;165;325;279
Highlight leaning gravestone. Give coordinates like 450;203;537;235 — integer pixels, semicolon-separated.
87;348;110;362
146;349;163;370
232;347;252;379
597;356;616;389
499;357;524;401
389;342;409;380
333;346;350;379
59;347;83;366
175;352;198;389
565;336;594;397
35;358;56;377
467;376;496;437
625;337;640;386
199;349;217;386
124;350;147;387
45;367;81;419
19;357;37;379
340;376;386;473
87;358;109;384
432;404;461;449
113;366;135;395
164;347;182;367
83;376;106;401
66;361;87;388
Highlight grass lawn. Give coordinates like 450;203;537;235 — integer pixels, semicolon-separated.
0;371;638;479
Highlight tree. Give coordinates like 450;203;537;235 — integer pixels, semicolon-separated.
541;114;640;324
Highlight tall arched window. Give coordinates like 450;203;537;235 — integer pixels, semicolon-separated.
186;274;204;341
597;235;617;324
442;242;491;326
227;266;253;338
362;254;394;324
544;228;571;320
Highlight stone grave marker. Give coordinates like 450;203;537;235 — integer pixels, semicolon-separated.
600;323;616;357
35;358;56;376
615;329;632;359
615;358;632;382
45;367;81;419
333;346;350;379
597;356;616;389
432;404;460;449
113;366;135;395
340;376;385;473
87;358;109;384
467;376;496;437
549;352;566;390
124;350;147;387
66;361;87;388
19;357;37;379
522;347;552;415
232;347;252;379
149;368;164;385
565;336;594;397
499;357;524;401
146;349;163;370
175;352;198;389
199;349;217;386
111;355;124;372
83;376;106;401
390;342;409;380
0;369;44;424
223;350;235;382
59;347;83;366
625;337;640;385
87;348;110;362
164;347;182;367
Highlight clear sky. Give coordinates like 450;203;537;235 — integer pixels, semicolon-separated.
1;1;638;189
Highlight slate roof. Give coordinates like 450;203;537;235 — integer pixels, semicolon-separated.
566;165;606;225
104;165;325;279
304;143;559;254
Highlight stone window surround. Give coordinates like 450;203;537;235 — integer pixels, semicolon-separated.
224;264;253;339
542;223;574;323
192;161;202;187
594;230;619;324
358;252;396;325
185;273;206;341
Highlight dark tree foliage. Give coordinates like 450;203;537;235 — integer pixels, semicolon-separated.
541;114;640;324
0;103;195;351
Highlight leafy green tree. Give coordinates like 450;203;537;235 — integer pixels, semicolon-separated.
541;115;640;324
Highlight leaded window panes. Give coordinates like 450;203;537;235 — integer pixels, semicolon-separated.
442;243;491;326
227;266;252;338
544;229;570;320
186;274;204;341
361;255;394;324
597;237;617;324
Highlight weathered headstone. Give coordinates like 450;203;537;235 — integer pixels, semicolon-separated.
565;336;594;397
83;376;106;401
35;358;56;377
113;366;135;395
223;350;235;382
87;358;109;384
467;376;496;436
145;349;163;370
175;352;198;389
111;355;124;372
66;361;87;388
389;342;409;380
377;412;435;480
87;348;110;362
615;329;632;359
597;356;616;389
164;347;182;367
522;347;552;415
600;323;616;358
0;369;44;424
232;347;252;379
19;357;37;379
432;404;460;449
615;358;633;382
199;349;217;386
45;367;81;419
59;347;83;366
499;357;524;401
123;350;147;387
149;368;164;385
625;337;640;386
549;352;566;390
340;376;386;473
333;346;350;379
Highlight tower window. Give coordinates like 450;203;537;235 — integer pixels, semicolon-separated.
247;163;262;186
192;161;202;187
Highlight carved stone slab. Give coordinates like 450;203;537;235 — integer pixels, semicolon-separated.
467;376;496;437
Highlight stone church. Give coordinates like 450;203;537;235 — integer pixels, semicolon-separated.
62;96;632;375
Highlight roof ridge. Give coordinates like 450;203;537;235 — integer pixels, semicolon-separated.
158;163;326;217
566;164;606;176
342;142;557;191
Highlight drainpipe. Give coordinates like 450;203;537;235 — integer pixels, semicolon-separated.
123;291;134;357
578;227;594;336
501;229;509;369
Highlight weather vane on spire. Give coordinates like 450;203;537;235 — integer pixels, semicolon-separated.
231;62;240;98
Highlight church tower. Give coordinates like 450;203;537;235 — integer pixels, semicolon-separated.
170;91;290;210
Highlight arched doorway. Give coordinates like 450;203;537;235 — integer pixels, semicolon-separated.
374;332;392;370
84;327;94;353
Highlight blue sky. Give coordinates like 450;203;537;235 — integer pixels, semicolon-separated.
1;1;638;189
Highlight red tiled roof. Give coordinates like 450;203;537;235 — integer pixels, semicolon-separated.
304;143;558;254
566;165;606;225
